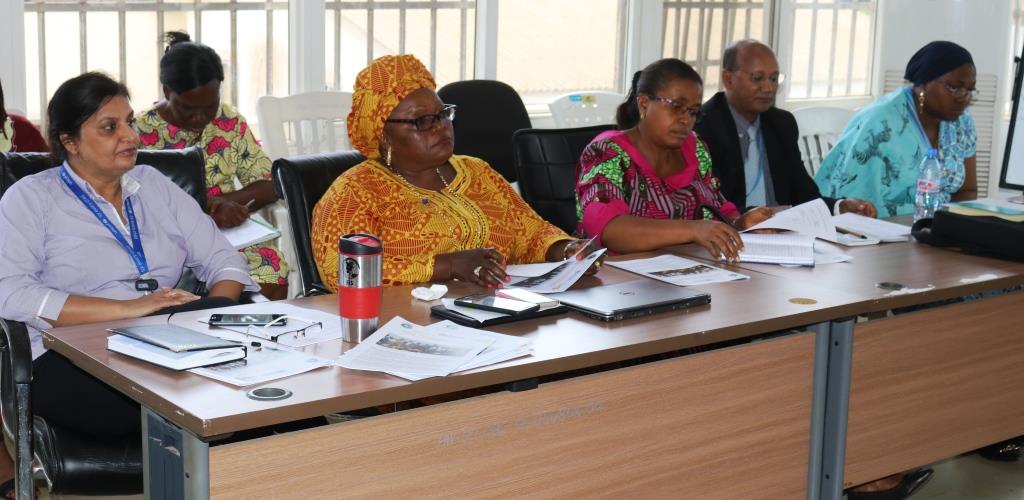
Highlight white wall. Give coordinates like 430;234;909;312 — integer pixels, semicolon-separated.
874;0;1015;197
0;1;27;114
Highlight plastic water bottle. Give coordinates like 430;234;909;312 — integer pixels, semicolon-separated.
914;148;942;221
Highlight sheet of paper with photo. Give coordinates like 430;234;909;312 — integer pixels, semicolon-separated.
386;320;534;380
335;316;494;378
508;248;607;294
605;254;749;287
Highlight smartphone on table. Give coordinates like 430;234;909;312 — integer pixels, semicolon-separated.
208;313;287;327
454;294;540;315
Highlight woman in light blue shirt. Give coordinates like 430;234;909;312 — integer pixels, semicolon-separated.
0;73;256;495
814;41;978;217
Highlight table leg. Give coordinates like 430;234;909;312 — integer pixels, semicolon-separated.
142;406;210;500
816;318;854;500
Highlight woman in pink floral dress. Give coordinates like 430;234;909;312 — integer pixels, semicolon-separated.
137;32;288;299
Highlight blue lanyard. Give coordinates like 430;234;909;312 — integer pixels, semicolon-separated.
58;166;150;277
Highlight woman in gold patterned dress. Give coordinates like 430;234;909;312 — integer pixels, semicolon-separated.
311;55;595;290
136;31;288;299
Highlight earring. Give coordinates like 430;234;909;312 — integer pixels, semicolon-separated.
917;90;925;111
385;145;392;167
640;109;646;120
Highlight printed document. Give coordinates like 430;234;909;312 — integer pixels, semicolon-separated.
745;199;838;242
387;321;534;380
335;316;494;378
189;344;330;386
605;254;749;286
832;212;911;243
508;248;607;294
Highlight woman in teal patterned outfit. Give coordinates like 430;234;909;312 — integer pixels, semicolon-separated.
814;41;978;217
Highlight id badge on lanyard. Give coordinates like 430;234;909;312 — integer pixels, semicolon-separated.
59;166;159;293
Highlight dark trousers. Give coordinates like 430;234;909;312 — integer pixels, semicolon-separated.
31;296;239;435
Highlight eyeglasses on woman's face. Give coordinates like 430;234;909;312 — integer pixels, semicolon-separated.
386;104;456;131
645;94;703;120
939;82;978;100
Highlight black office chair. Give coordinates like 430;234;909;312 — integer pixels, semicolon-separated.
512;125;616;234
272;150;366;297
0;318;142;498
436;80;531;183
1;148;208;207
1;148;229;295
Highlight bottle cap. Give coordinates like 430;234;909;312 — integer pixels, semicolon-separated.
925;147;939;159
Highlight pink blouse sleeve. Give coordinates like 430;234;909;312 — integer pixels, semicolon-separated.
575;137;633;246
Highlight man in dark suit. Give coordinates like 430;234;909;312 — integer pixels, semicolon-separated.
694;40;876;216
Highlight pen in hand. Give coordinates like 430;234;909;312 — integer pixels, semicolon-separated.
244;199;256;209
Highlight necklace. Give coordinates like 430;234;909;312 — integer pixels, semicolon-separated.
387;162;487;249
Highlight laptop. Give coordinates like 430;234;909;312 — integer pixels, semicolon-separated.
547;279;710;322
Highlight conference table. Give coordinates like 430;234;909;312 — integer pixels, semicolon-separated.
674;237;1024;497
42;239;1024;499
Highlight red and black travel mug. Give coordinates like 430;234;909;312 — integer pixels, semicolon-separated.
338;233;382;343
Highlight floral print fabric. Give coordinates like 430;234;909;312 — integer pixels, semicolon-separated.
136;103;288;285
575;130;740;243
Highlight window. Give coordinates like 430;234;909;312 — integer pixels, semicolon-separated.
661;0;770;95
22;0;288;134
495;0;625;106
324;0;476;91
777;0;876;99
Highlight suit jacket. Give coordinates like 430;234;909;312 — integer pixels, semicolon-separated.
694;91;836;210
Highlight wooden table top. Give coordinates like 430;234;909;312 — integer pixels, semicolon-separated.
671;240;1024;312
43;260;865;437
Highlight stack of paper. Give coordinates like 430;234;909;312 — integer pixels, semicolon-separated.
739;233;816;266
335;317;533;381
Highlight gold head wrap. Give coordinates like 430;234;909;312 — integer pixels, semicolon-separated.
347;54;437;159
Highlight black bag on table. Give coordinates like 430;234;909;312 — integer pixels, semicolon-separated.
911;210;1024;262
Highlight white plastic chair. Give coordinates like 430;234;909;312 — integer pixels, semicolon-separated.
791;106;855;176
548;91;624;128
256;91;353;161
256;91;353;298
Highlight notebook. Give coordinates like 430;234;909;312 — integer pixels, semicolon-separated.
107;335;246;371
107;324;239;352
547;279;710;322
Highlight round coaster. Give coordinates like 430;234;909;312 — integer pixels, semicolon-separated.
876;282;905;291
789;297;818;305
247;387;292;401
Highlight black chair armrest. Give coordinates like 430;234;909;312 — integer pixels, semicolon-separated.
304;284;332;297
0;319;32;385
33;416;142;495
0;319;36;499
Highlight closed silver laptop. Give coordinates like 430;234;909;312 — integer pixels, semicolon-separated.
548;279;710;322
